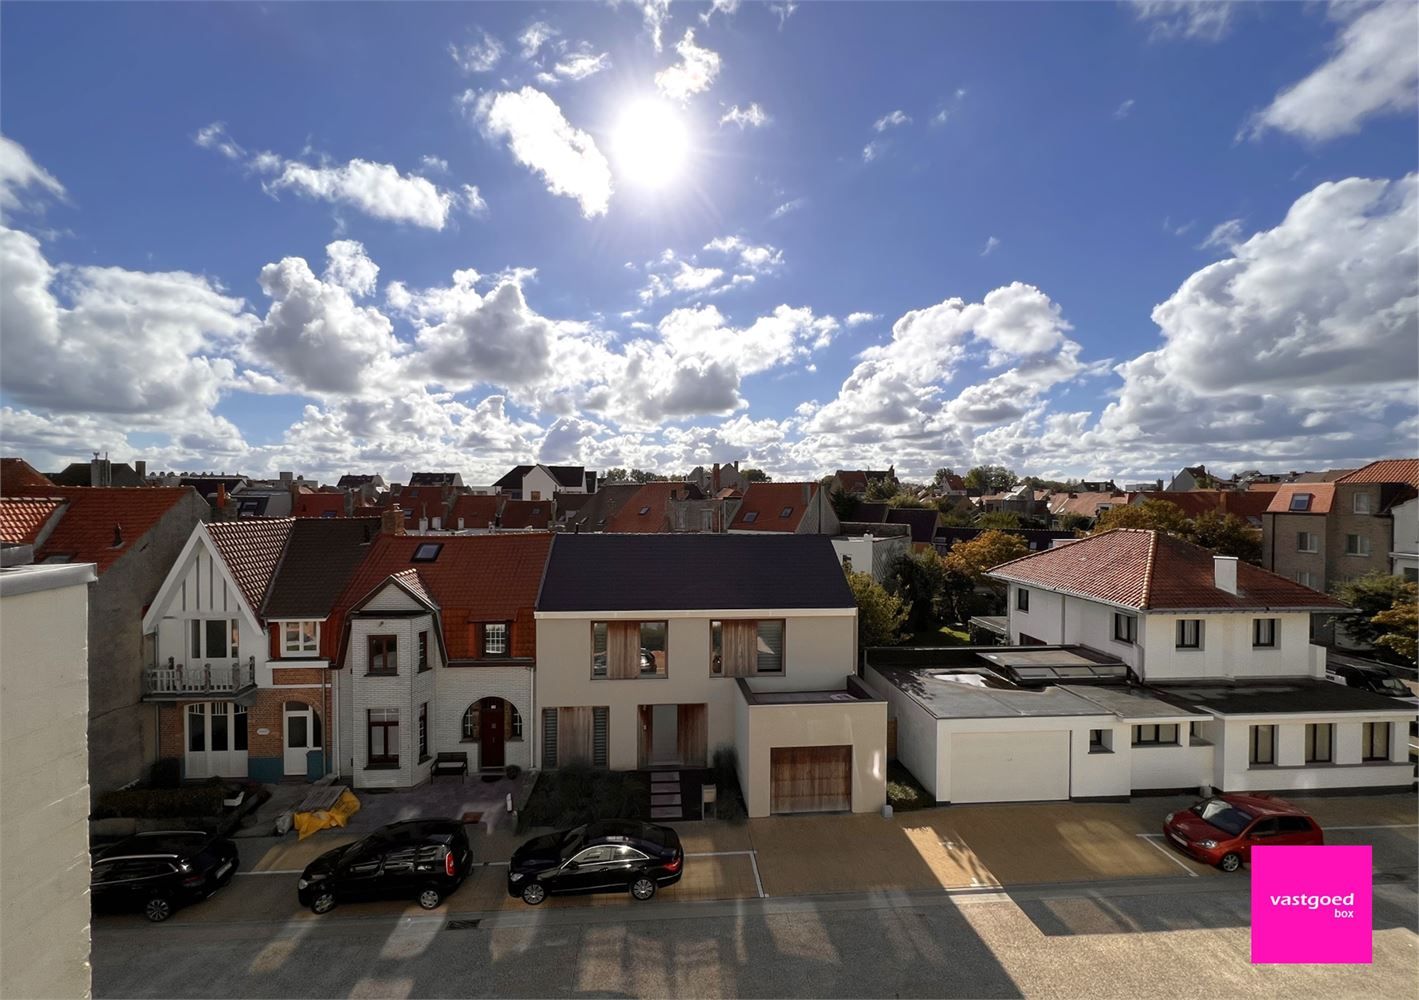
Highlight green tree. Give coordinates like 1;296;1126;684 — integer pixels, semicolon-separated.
932;467;958;490
865;475;900;501
886;550;949;632
1186;511;1262;564
740;468;771;484
847;570;908;647
976;511;1023;530
1374;590;1418;664
940;529;1030;621
963;465;1020;493
828;487;858;521
1093;498;1191;535
601;468;628;484
887;494;927;509
1057;513;1092;533
1331;575;1418;648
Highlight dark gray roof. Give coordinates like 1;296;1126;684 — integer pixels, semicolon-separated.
537;533;855;611
869;663;1113;720
337;474;380;488
1152;680;1418;716
547;465;586;489
261;517;381;619
562;482;641;531
49;462;146;487
493;465;534;489
885;507;939;544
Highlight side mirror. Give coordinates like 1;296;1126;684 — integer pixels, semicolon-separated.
563;859;579;871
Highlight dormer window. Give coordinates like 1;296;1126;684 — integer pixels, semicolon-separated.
411;542;443;562
1288;493;1312;512
779;506;794;518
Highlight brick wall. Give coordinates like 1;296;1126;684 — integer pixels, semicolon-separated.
1328;484;1392;585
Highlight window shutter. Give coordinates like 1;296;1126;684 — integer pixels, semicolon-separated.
542;708;558;768
608;621;640;679
592;707;609;767
722;620;757;676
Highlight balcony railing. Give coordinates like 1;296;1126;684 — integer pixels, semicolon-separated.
143;656;257;698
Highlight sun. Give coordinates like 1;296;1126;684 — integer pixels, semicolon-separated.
611;100;689;190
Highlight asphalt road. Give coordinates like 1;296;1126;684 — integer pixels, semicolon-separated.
92;866;1418;999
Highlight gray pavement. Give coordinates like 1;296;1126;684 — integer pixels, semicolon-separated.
92;866;1418;999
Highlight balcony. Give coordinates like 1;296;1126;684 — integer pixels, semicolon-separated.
143;656;258;701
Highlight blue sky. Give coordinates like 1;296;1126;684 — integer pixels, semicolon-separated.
1;0;1415;483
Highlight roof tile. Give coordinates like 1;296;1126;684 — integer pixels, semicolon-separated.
206;518;294;614
729;482;819;532
1334;459;1419;486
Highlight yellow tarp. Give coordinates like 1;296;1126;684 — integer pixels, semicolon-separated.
294;789;361;840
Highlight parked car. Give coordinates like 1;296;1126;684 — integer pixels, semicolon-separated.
1163;794;1323;872
508;820;683;905
91;831;239;922
1328;663;1416;700
297;819;472;914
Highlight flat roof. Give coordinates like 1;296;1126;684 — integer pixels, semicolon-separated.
870;663;1112;720
1153;680;1419;716
1069;684;1207;720
738;676;883;706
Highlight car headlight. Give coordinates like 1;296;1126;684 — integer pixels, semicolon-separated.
1197;840;1217;849
1165;813;1175;823
508;872;524;882
298;874;325;890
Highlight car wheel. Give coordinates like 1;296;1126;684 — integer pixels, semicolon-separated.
417;887;443;910
1218;853;1242;873
310;891;337;914
143;896;173;923
521;882;546;906
630;876;657;901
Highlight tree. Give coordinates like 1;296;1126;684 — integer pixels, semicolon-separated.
847;570;908;647
1374;589;1418;664
1331;575;1418;649
940;529;1030;622
886;550;949;632
932;467;958;490
1186;511;1262;564
1057;513;1092;533
887;494;927;509
865;475;900;501
740;468;771;484
828;487;858;521
1093;499;1191;535
935;497;975;525
601;468;629;484
976;511;1022;530
963;465;1019;493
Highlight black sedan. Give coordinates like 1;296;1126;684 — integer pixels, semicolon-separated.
298;819;472;914
507;820;683;905
92;831;239;922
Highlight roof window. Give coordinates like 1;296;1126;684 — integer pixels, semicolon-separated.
638;505;651;515
411;542;443;562
743;511;758;523
1289;493;1313;511
779;506;794;518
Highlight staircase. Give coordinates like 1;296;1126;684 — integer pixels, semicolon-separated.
649;771;683;820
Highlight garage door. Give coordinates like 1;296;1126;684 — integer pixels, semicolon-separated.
770;745;852;814
948;731;1069;803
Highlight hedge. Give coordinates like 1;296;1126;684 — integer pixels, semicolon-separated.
93;785;226;819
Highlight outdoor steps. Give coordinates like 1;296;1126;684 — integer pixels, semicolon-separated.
649;771;684;820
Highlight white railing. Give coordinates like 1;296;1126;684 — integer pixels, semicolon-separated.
144;656;256;696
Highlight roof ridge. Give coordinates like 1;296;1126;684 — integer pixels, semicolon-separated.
1140;529;1159;610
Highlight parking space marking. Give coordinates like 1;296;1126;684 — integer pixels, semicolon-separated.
1326;824;1417;831
1136;833;1200;877
237;869;305;876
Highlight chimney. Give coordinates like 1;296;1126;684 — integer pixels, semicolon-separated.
712;463;721;494
90;454;104;487
457;517;465;530
432;516;442;530
135;460;146;481
1214;554;1238;595
380;507;405;536
216;483;228;511
279;471;293;484
801;483;810;506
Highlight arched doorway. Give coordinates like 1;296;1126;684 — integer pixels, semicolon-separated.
283;701;322;776
464;697;513;770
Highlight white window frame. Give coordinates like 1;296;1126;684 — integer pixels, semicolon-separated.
1296;570;1318;589
1252;618;1277;649
189;618;240;662
1304;723;1333;764
281;620;320;656
1345;534;1371;557
1353;493;1372;515
1175;619;1203;650
1112;613;1137;644
1016;588;1030;612
1249;724;1276;766
1362;722;1391;762
1296;531;1318;553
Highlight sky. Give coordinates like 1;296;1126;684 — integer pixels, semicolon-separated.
1;0;1416;485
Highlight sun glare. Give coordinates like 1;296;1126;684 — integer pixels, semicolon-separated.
611;100;689;190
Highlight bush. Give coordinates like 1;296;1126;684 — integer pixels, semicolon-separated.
94;785;226;819
710;746;748;824
148;758;182;789
518;762;649;832
886;761;932;811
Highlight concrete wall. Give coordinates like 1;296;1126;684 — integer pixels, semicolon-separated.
1069;722;1132;798
521;467;559;501
1213;714;1415;792
1128;732;1215;791
863;665;943;798
733;686;887;818
1;564;96;1000
535;610;857;770
89;491;208;797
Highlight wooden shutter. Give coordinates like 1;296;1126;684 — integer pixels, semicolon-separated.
608;621;640;679
558;707;595;764
722;621;758;677
677;704;707;767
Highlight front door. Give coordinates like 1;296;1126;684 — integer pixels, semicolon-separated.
185;702;248;778
284;701;321;776
651;704;679;765
478;697;505;769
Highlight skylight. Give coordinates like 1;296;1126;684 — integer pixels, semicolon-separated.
638;505;651;515
779;506;794;518
1289;493;1312;511
411;542;443;562
743;511;758;522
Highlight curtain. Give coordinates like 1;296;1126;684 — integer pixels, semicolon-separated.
722;621;758;677
608;621;640;679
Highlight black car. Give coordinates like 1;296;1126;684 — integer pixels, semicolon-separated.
508;820;683;905
297;819;472;914
91;831;239;922
1331;664;1415;699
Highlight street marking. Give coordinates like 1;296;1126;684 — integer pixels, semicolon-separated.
1326;824;1417;831
1136;833;1200;877
747;851;767;898
237;869;305;876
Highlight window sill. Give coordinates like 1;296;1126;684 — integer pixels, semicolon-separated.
364;762;400;771
1132;743;1181;749
365;671;399;678
1088;747;1113;755
591;675;669;681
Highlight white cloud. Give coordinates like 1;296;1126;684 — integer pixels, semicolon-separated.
518;21;557;59
980;236;1001;256
193;122;244;161
0;134;67;216
770;197;805;219
638;0;674;51
550;49;611;82
471;87;613;217
862;141;882;163
654;29;722;103
323;239;379;298
419;155;449;174
260;157;457;230
450;30;503;73
701;0;740;24
1114;98;1135;120
873;110;911;132
1197;217;1243;250
845;312;879;326
462;184;489;217
703;235;783;272
407;277;560;390
768;2;797;28
1246;1;1419;142
1128;0;1236;42
720;103;770;129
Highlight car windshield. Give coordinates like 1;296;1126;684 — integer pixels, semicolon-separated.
560;826;587;855
1376;678;1408;695
1191;798;1253;836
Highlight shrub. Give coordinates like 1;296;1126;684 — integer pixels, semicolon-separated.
886;761;932;811
518;763;649;831
505;764;522;781
94;785;226;819
148;758;182;789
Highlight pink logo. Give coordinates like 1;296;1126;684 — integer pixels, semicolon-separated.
1251;845;1372;964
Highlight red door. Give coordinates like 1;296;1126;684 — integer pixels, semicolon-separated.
479;697;505;770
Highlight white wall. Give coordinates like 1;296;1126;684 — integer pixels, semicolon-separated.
150;534;266;684
863;666;943;798
1392;497;1418;580
1;564;95;1000
1214;714;1415;792
1070;723;1132;798
521;467;560;501
435;664;533;772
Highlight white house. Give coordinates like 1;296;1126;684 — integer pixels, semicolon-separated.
1390;495;1418;583
492;464;593;501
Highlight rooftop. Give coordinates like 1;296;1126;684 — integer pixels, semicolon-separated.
1334;459;1419;487
1152;680;1419;716
206;517;294;613
1264;483;1336;515
261;517;381;620
728;481;820;532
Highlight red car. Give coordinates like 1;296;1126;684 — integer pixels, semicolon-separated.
1163;793;1324;872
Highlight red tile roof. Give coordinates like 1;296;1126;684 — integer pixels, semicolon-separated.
1264;484;1336;515
449;494;500;529
394;486;450;525
1048;491;1128;518
1335;459;1419;486
499;499;552;529
206;518;294;614
728;482;819;532
13;487;198;573
835;471;868;494
1134;490;1274;521
0;497;66;545
988;529;1346;611
603;481;702;532
292;492;348;517
0;457;57;494
334;533;553;659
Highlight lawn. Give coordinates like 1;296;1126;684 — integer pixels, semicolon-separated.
905;624;971;647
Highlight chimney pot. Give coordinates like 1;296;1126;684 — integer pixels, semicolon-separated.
135;460;146;480
1213;554;1239;595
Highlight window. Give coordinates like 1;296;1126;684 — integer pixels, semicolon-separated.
189;618;239;661
711;620;785;675
1113;613;1137;644
1253;618;1277;648
417;631;429;671
571;845;616;866
1176;619;1203;649
368;709;399;765
482;622;509;657
541;706;608;768
1296;571;1318;589
1089;729;1112;753
701;510;714;531
1296;531;1318;553
461;703;480;741
743;511;758;523
591;621;668;678
1353;493;1372;514
367;635;397;674
1016;588;1029;612
1406;568;1419;583
638;505;651;515
779;506;794;518
282;620;319;656
1249;724;1276;766
1362;722;1390;761
1189;720;1204;742
1304;723;1332;763
1132;724;1178;746
508;703;523;741
1278;816;1314;834
411;542;443;562
1345;534;1371;557
1288;493;1312;511
418;703;428;761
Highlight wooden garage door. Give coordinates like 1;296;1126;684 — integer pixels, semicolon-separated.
770;745;852;815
